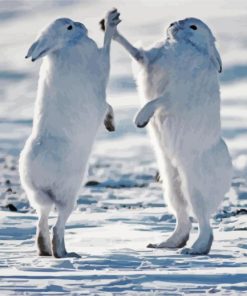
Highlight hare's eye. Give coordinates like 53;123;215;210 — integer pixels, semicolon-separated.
190;25;197;30
67;25;73;30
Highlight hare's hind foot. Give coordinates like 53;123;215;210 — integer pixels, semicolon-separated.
147;233;190;249
36;203;52;256
180;231;213;255
37;233;52;256
52;202;81;259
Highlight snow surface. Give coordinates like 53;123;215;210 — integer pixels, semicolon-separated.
0;0;247;295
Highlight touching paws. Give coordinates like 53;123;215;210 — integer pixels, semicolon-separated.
106;9;121;28
100;9;121;31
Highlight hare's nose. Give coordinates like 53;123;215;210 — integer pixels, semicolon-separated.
178;20;185;26
75;22;83;29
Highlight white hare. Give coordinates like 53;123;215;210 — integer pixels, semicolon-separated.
109;17;232;255
19;9;120;258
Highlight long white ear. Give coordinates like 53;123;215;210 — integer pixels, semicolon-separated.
210;44;222;73
25;36;51;62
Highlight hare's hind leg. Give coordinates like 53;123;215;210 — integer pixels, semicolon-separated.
181;189;213;255
52;200;81;258
36;199;53;256
148;158;191;249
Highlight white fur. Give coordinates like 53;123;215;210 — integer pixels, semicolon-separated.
19;10;120;258
114;17;232;254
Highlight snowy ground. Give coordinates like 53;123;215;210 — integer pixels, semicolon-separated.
0;0;247;295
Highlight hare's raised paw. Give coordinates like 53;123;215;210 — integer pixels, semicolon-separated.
106;9;121;28
105;120;115;132
104;114;115;132
136;120;148;128
134;108;150;128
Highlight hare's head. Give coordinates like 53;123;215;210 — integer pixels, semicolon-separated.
167;18;222;73
26;18;88;62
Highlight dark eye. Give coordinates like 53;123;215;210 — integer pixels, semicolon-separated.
67;25;73;30
190;25;197;30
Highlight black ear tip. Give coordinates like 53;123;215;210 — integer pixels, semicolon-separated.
99;19;105;31
31;58;36;62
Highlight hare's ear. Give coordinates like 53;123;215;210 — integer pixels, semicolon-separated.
25;40;39;59
210;44;222;73
25;35;51;62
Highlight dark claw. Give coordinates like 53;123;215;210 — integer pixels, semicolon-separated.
104;116;115;132
106;124;115;132
100;9;120;32
147;243;158;249
99;19;105;31
155;171;161;182
6;203;17;212
136;121;148;128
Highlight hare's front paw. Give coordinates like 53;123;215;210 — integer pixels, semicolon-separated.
104;114;115;132
106;8;121;28
134;107;152;128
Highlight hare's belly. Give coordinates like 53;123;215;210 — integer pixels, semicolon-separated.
149;114;190;159
151;111;220;162
23;134;94;190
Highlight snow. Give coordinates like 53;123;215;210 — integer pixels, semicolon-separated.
0;0;247;295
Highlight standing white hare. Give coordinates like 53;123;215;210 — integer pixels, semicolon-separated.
19;9;120;258
107;17;232;254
